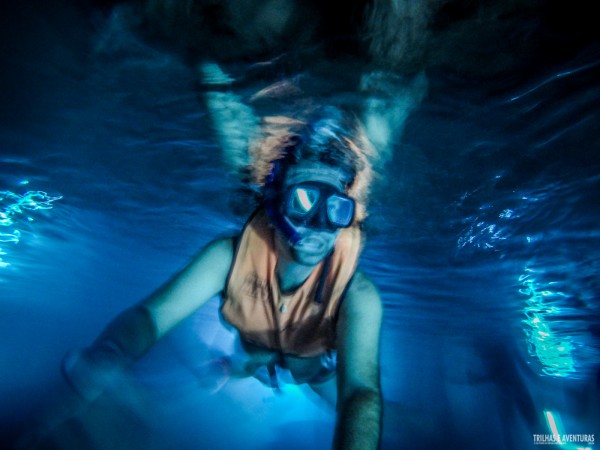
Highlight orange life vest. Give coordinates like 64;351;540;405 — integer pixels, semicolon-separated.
221;209;362;357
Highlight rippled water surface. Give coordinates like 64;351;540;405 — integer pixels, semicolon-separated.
1;2;599;449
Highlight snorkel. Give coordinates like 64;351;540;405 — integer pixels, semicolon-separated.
264;160;303;246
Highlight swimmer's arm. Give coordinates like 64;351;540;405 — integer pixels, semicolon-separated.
16;237;236;447
144;236;234;338
63;237;235;400
334;271;383;450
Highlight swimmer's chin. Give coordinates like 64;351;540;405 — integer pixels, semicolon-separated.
291;250;329;266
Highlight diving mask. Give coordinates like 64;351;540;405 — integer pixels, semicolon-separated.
282;182;355;230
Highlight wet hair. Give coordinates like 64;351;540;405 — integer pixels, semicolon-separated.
249;106;374;223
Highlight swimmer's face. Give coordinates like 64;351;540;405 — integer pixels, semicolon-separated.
274;161;353;266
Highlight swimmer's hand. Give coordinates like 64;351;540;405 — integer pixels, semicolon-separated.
62;342;129;402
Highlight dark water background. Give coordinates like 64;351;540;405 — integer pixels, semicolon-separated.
1;1;599;449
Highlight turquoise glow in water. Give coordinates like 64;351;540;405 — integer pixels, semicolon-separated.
0;189;62;267
520;268;576;378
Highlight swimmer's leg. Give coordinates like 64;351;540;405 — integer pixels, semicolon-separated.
198;62;259;169
360;0;430;165
359;70;428;166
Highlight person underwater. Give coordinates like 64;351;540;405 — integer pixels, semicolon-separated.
55;106;384;450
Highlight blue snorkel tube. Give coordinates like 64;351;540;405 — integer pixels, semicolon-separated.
264;159;303;246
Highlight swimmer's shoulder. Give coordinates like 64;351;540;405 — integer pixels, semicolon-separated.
343;271;382;317
199;235;239;265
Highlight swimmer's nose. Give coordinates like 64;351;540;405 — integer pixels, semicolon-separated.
309;207;330;230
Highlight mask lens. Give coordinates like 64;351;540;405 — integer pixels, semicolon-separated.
287;186;321;219
326;194;355;227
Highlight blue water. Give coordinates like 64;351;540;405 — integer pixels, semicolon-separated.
1;2;599;449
